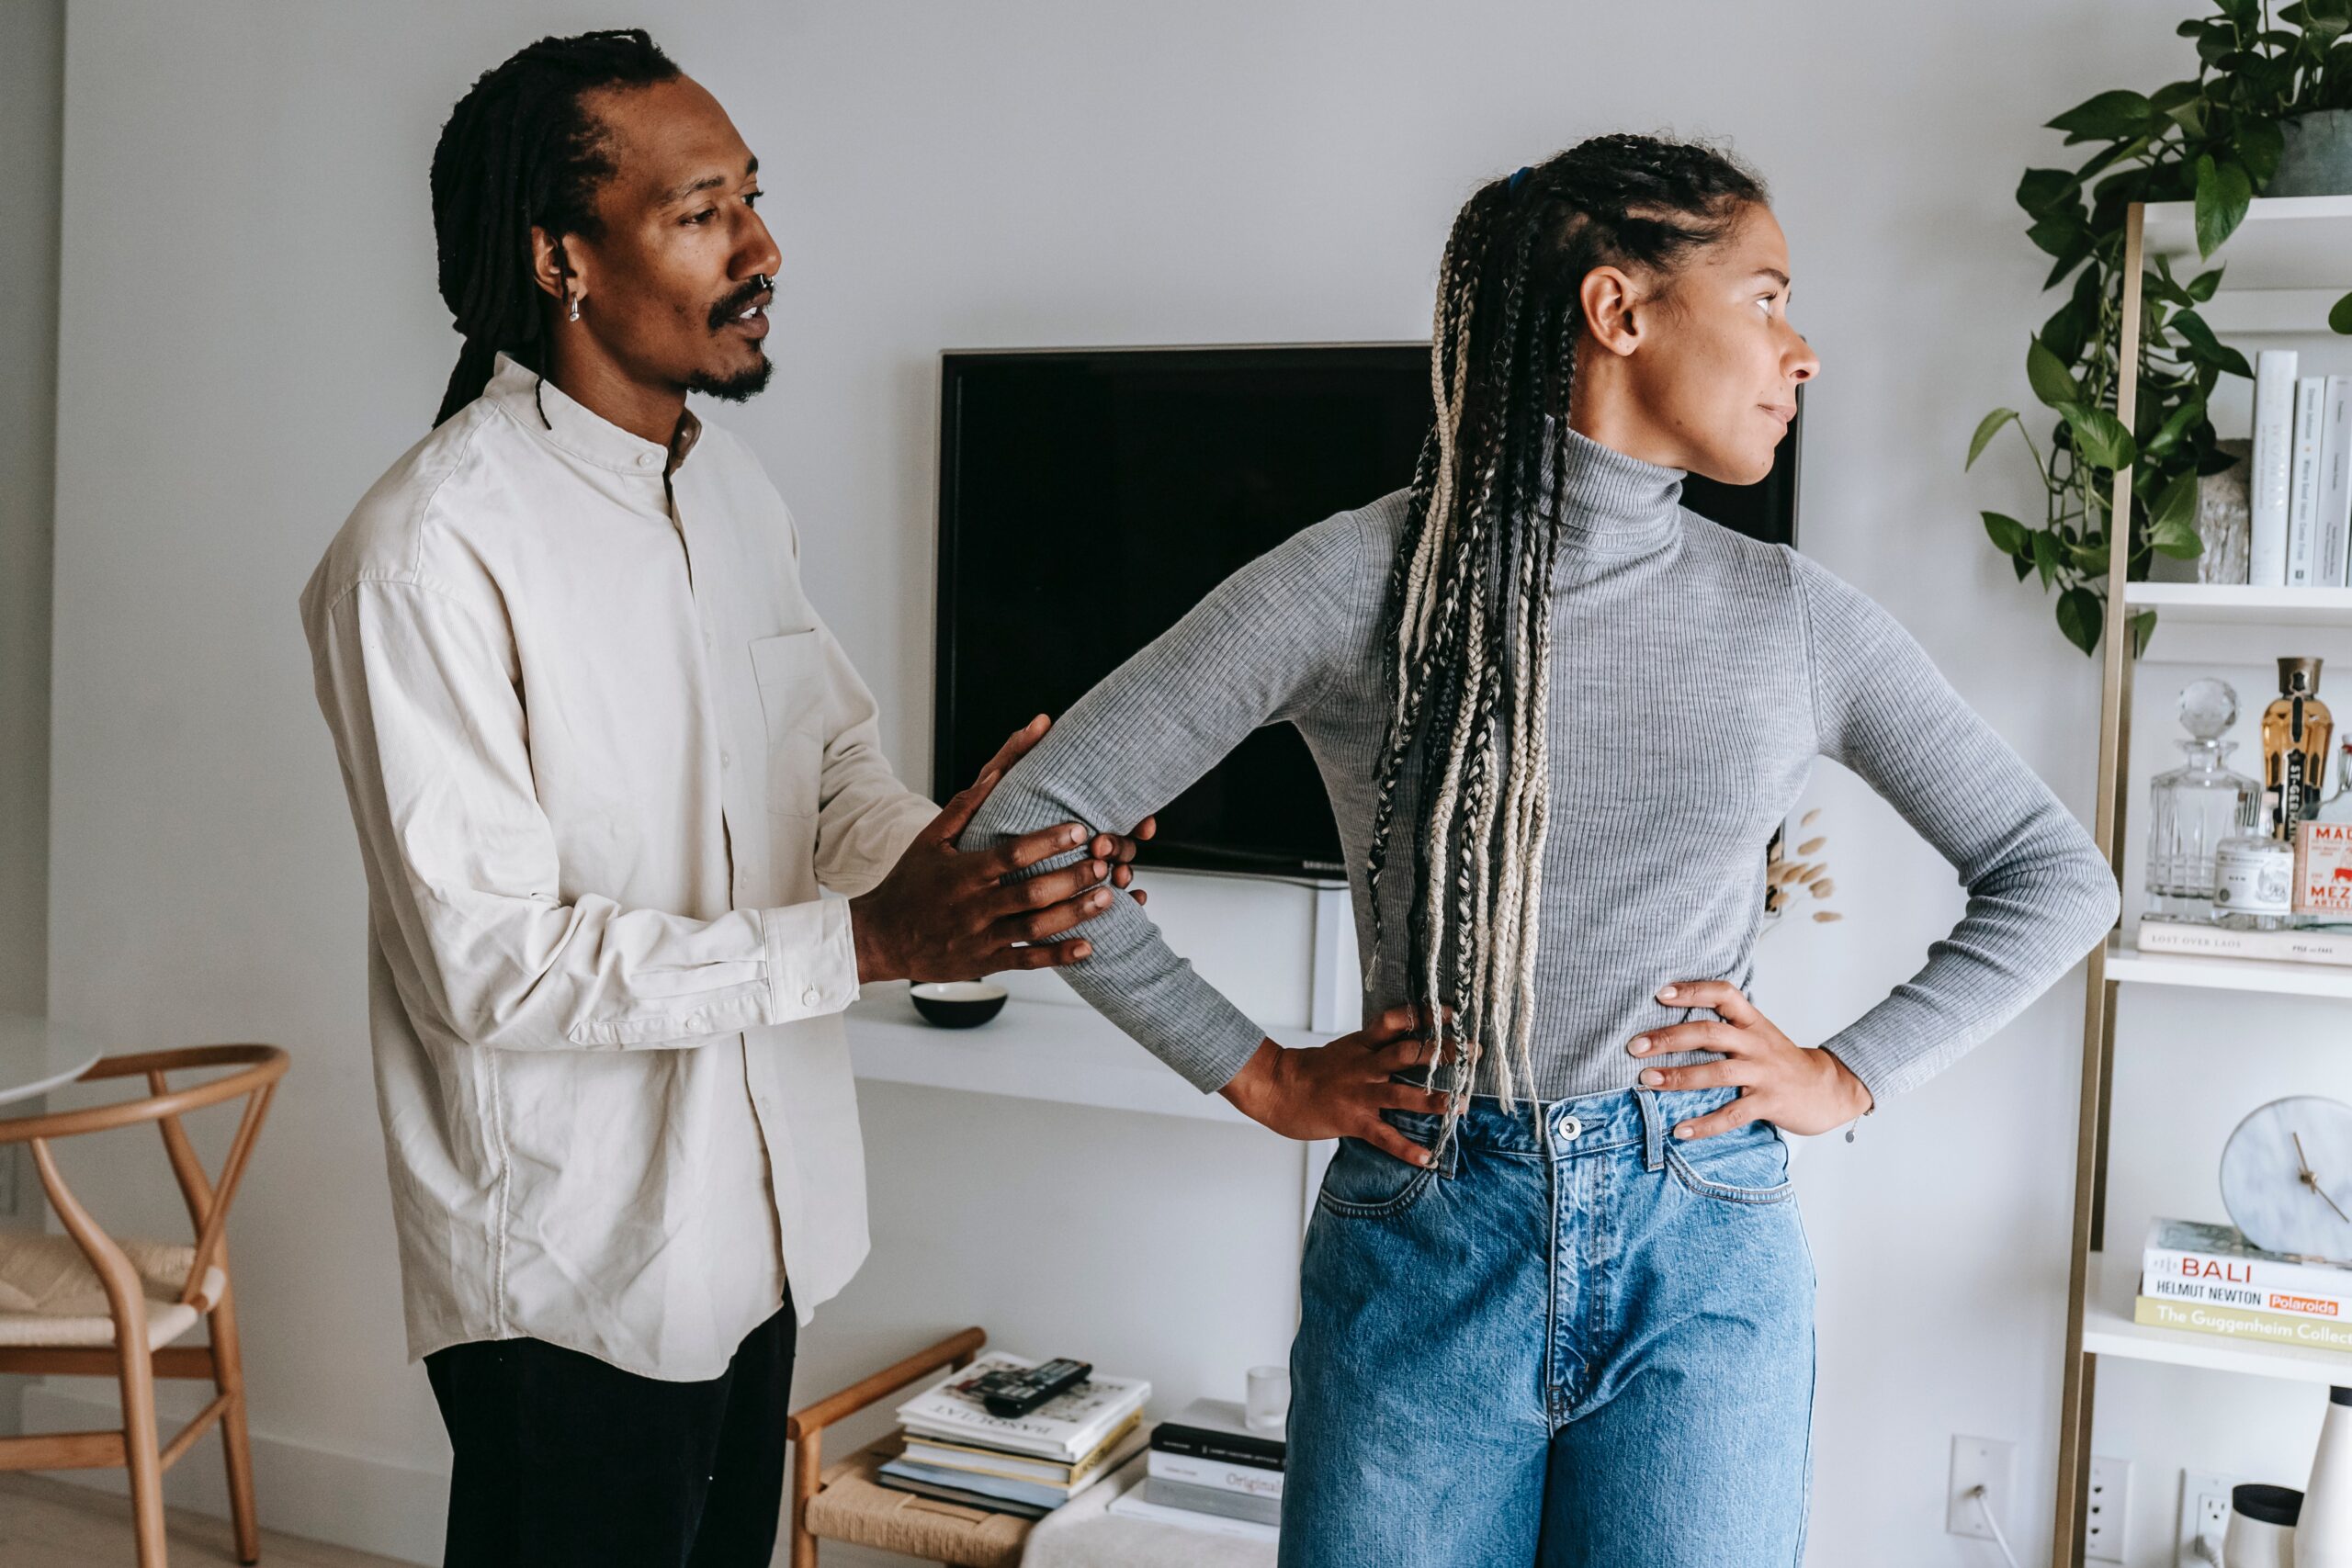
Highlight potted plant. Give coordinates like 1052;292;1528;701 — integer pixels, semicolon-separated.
1969;0;2352;655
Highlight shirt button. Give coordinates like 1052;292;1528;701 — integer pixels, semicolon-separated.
638;453;657;468
801;987;821;1008
1555;1115;1583;1145
720;749;733;769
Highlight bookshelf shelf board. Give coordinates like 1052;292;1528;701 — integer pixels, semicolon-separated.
2106;934;2352;1000
844;984;1334;1124
2083;1251;2352;1386
2125;581;2352;626
2143;196;2352;293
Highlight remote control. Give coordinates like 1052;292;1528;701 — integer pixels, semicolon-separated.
977;1358;1092;1418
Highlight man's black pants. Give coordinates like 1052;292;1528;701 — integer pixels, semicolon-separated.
425;1292;797;1568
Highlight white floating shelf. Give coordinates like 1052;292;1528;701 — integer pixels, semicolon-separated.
2084;1251;2352;1386
2106;933;2352;1000
2143;195;2352;293
2126;581;2352;627
844;984;1335;1124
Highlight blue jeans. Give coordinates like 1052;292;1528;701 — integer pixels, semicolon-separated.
1281;1087;1816;1567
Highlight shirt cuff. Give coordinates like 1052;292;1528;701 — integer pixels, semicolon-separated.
762;898;861;1022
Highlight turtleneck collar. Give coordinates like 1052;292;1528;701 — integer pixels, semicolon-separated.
1549;423;1685;558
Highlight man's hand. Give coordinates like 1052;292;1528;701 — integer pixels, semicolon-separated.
1626;979;1873;1140
850;716;1124;983
1217;1005;1452;1168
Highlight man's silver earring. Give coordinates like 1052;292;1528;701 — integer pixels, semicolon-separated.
567;293;582;322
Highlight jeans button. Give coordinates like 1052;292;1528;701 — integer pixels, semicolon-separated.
1555;1115;1582;1145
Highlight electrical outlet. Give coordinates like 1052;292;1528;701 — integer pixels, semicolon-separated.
2178;1468;2243;1567
1948;1435;2017;1541
2086;1454;2132;1562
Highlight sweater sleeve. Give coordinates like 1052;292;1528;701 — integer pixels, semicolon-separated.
958;510;1378;1092
1789;549;2120;1104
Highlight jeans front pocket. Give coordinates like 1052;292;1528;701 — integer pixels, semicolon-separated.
1315;1111;1453;1220
750;630;824;821
1664;1122;1796;1206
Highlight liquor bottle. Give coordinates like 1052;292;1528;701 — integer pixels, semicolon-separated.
2146;678;2261;920
2213;791;2296;931
2263;656;2335;840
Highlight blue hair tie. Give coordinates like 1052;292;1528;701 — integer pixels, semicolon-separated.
1507;164;1532;194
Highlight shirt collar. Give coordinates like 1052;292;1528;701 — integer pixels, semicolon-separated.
485;353;704;478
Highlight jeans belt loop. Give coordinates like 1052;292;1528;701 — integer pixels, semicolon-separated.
1637;1088;1666;1173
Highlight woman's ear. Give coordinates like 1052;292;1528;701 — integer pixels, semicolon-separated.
1577;265;1646;359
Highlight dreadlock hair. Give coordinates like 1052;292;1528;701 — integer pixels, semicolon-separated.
1363;133;1767;1134
428;29;681;426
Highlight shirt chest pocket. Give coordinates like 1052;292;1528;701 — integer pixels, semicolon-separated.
750;631;825;821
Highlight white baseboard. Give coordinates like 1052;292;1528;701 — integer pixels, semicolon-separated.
14;1387;928;1567
20;1384;449;1565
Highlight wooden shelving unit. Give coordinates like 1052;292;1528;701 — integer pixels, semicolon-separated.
2052;197;2352;1562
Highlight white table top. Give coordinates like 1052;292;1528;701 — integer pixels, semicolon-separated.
0;1015;106;1110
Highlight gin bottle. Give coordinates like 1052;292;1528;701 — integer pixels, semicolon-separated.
2146;678;2260;920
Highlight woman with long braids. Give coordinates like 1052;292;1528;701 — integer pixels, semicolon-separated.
965;134;2117;1564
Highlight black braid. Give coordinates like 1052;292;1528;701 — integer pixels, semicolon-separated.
427;29;681;426
1366;132;1766;1105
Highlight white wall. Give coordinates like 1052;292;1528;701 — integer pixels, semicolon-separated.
37;3;2330;1564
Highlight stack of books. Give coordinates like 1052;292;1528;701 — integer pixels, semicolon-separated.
1107;1396;1283;1543
877;1352;1150;1520
2135;1217;2352;1354
2249;351;2352;589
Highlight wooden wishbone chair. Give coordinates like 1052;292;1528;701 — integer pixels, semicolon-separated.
0;1043;288;1567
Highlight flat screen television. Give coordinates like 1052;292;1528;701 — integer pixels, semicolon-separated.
933;344;1802;880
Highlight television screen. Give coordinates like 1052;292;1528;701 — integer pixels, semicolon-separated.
933;344;1802;879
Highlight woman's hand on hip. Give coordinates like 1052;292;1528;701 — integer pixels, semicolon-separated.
1626;979;1873;1140
1217;1005;1452;1167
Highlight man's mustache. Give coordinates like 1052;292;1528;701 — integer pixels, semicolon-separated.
708;279;772;332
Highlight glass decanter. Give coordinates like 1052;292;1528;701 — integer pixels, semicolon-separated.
2146;677;2262;921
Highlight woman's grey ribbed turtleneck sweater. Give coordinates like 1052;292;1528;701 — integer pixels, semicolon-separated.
962;428;2120;1105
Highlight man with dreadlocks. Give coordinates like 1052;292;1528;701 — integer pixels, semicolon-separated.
965;135;2119;1563
300;29;1148;1568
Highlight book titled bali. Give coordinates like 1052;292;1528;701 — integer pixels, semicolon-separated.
895;1353;1150;1462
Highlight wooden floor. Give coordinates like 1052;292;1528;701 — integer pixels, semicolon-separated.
0;1472;416;1568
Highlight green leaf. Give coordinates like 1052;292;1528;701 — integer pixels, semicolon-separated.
2186;267;2222;302
1982;510;2031;555
2239;118;2288;186
2195;154;2255;257
2130;608;2158;658
2017;167;2081;218
2056;586;2105;655
1967;408;2021;470
2042;299;2089;364
2032;529;2064;588
2169;308;2229;362
2056;401;2138;470
2143;396;2207;460
2027;335;2081;408
2028;214;2084;257
2012;553;2035;581
2152;468;2199;533
2330;288;2352;334
2049;89;2155;143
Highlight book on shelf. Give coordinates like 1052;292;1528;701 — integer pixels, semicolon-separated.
1148;1446;1285;1502
894;1352;1151;1462
2147;1273;2352;1322
2134;918;2352;966
1148;1395;1286;1471
2321;375;2352;587
877;1422;1148;1513
1108;1485;1282;1543
869;1467;1054;1519
2146;1217;2352;1298
1139;1474;1283;1528
2290;374;2326;586
2254;349;2299;588
2133;1292;2352;1353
